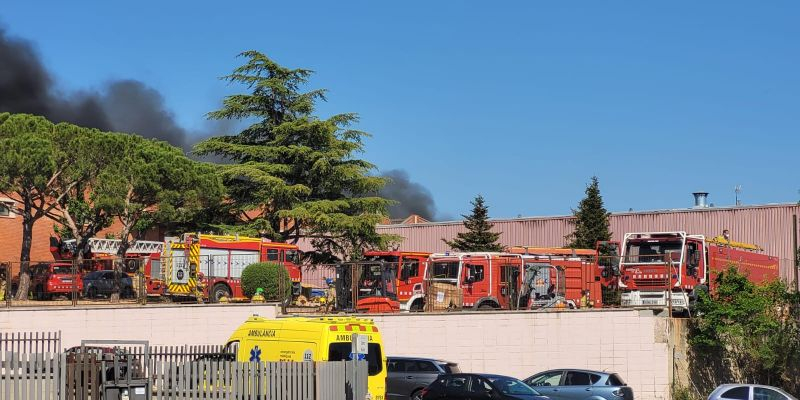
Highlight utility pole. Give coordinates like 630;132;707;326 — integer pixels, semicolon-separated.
793;215;798;290
735;185;742;206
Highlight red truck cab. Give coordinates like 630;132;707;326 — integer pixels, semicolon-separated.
363;251;431;311
426;252;524;310
616;231;778;312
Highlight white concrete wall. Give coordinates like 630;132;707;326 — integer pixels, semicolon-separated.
0;303;278;348
367;309;670;400
0;306;670;400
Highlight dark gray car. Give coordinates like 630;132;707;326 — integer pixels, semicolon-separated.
83;270;135;298
523;369;634;400
387;357;460;400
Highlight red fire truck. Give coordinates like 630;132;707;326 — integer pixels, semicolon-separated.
614;231;779;313
49;237;166;296
362;251;431;311
166;234;302;302
425;252;525;310
509;247;603;308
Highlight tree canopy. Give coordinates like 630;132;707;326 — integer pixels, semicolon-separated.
443;195;504;252
0;112;224;299
195;51;392;259
567;176;611;249
691;267;799;393
0;113;90;298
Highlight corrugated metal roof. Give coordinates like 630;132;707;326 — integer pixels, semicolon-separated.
376;203;800;284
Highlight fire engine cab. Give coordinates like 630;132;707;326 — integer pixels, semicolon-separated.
362;251;431;311
616;231;779;312
425;252;525;310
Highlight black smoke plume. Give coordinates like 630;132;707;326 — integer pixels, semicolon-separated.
0;27;214;152
380;169;438;221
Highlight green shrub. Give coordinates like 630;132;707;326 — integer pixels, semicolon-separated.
240;262;292;300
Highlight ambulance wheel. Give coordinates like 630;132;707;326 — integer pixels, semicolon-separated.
211;284;231;303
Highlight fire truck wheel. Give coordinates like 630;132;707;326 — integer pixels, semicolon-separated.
410;299;424;312
478;303;497;310
211;284;232;303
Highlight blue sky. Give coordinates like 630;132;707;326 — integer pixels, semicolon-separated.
2;1;799;219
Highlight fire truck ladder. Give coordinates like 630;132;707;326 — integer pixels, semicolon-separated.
706;236;763;252
85;238;165;254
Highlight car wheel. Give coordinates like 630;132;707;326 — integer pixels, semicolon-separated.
411;388;424;400
211;284;232;303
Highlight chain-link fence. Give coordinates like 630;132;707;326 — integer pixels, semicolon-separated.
1;253;795;312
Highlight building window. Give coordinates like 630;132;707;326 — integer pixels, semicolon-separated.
0;201;12;217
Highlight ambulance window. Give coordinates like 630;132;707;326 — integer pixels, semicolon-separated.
266;249;280;261
328;343;383;376
224;341;239;357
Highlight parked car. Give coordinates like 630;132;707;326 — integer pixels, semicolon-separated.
523;369;634;400
8;262;83;300
82;270;135;298
708;384;797;400
387;356;461;400
421;373;547;400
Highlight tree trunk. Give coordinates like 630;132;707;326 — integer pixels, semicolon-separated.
110;234;131;303
15;201;35;301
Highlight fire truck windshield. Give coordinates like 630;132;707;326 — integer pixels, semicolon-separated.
285;250;300;264
429;261;459;280
623;240;683;264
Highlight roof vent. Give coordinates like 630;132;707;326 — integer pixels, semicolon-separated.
692;192;709;208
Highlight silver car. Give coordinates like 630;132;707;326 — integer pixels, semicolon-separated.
523;369;634;400
387;356;460;400
708;384;797;400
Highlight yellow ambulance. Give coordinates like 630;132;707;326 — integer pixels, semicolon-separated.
225;315;387;399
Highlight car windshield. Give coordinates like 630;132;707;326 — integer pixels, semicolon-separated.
487;377;539;396
52;265;72;274
624;240;683;264
429;261;459;279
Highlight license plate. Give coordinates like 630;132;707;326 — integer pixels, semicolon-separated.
642;299;662;305
62;279;72;283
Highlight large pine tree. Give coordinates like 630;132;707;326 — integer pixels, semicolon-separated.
567;176;612;248
195;51;393;259
443;195;504;252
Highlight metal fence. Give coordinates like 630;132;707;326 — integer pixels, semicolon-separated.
0;349;368;399
0;331;62;354
1;252;795;312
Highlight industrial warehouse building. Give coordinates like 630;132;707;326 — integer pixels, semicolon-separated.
2;192;799;283
376;202;800;283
